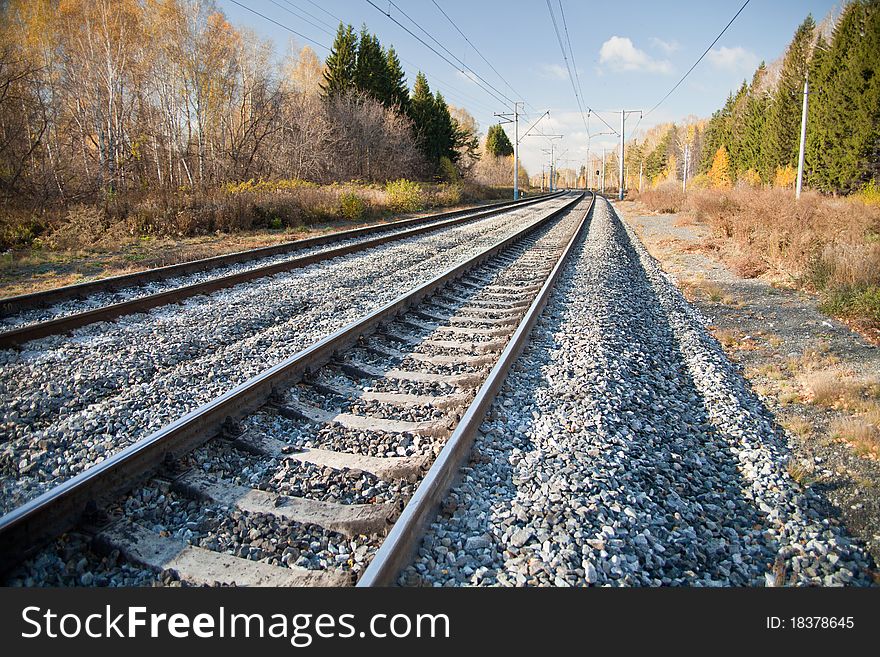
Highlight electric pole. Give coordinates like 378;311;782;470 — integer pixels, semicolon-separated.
683;143;690;193
796;72;809;200
617;109;642;201
514;102;519;199
601;148;606;194
639;160;643;193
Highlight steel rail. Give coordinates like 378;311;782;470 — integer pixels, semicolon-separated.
357;191;596;586
0;193;564;348
0;192;583;571
0;192;561;317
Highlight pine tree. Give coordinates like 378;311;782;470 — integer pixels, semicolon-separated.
740;63;769;181
321;23;357;97
727;81;750;180
432;90;459;164
384;46;410;113
805;35;832;190
808;1;880;192
485;124;514;157
354;27;386;100
410;72;438;162
645;126;674;182
764;15;815;174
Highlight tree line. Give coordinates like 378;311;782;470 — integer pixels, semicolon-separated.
320;23;479;179
700;1;879;193
0;0;483;210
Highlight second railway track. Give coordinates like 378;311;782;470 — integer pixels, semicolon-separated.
1;191;594;586
0;192;562;346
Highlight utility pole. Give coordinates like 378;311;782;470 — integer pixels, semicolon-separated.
494;102;521;200
796;72;809;200
682;143;690;193
617;109;642;201
514;102;519;199
619;109;625;200
601;148;606;194
639;160;643;193
498;106;552;200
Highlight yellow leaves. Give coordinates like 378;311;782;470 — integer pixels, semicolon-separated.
774;165;797;189
739;168;762;187
708;145;732;189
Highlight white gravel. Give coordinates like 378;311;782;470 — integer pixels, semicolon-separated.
0;195;574;515
403;197;875;587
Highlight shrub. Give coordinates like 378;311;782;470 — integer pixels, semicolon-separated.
438;156;461;184
339;191;367;220
385;179;424;213
636;181;685;213
432;183;462;207
856;180;880;207
738;169;762;187
774;165;797;189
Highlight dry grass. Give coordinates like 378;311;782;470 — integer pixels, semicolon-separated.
0;180;511;252
781;416;813;438
800;367;880;410
680;277;733;304
681;187;880;329
829;417;880;459
632;184;880;332
0;181;513;296
787;459;817;485
713;329;739;348
636;182;686;214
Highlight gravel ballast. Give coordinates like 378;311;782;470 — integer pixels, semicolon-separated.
403;197;875;587
0;196;573;514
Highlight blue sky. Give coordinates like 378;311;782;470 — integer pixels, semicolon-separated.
218;0;837;174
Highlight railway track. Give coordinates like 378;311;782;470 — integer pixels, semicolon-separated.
0;192;561;347
1;191;594;586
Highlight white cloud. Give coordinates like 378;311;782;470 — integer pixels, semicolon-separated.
599;36;673;74
707;46;759;72
538;63;568;80
650;37;680;54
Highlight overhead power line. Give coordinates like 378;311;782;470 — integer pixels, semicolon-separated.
644;0;752;117
429;0;533;111
228;0;329;50
546;0;619;136
365;0;515;108
279;0;336;32
269;0;332;34
230;0;493;115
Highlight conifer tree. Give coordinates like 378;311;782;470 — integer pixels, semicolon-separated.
354;27;387;100
485;124;514;157
321;23;357;97
764;15;815;173
384;47;410;113
740;63;769;180
807;1;880;192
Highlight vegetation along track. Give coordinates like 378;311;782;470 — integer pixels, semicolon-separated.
0;192;562;346
1;192;593;586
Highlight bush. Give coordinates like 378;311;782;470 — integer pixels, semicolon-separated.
339;191;367;220
438;156;461;184
431;183;462;207
636;182;685;213
385;179;424;213
774;166;797;189
856;180;880;207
